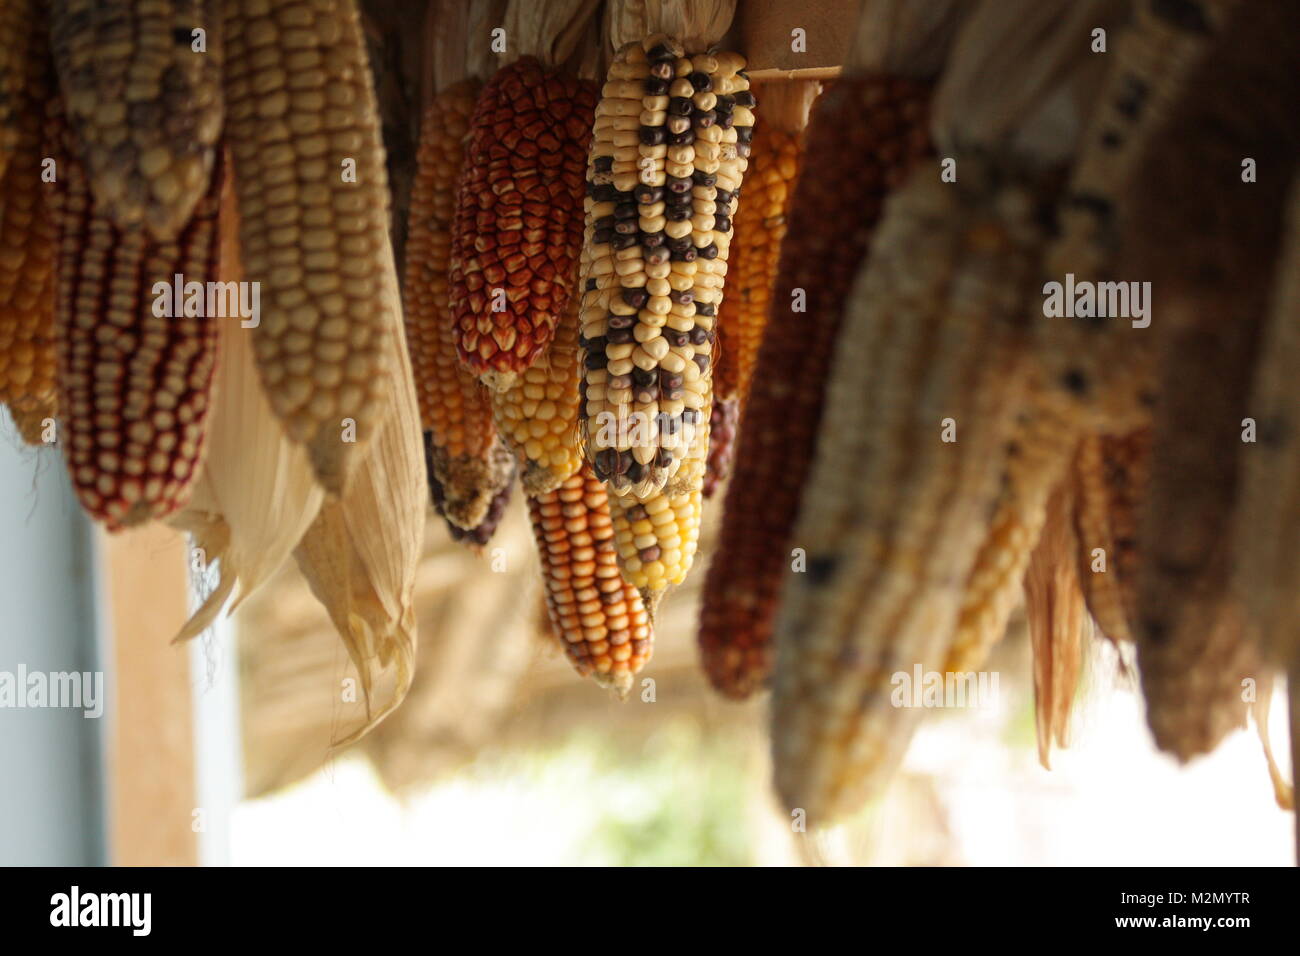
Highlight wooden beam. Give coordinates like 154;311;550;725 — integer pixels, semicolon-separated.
736;0;861;77
103;524;197;866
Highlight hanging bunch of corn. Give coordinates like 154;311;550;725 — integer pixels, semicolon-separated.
448;0;600;390
769;0;1124;823
54;146;225;530
1123;0;1295;760
48;0;224;242
705;79;816;495
528;464;654;694
404;77;515;538
698;7;938;698
221;0;399;495
1034;0;1241;431
0;10;56;444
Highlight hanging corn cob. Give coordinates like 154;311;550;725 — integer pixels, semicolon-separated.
578;36;754;500
1024;479;1087;770
449;57;597;389
490;298;584;495
404;78;511;532
945;396;1079;674
529;465;653;694
697;75;932;699
770;169;1043;823
1124;0;1295;760
425;435;516;549
0;17;56;444
222;0;399;495
705;80;814;496
1034;0;1242;430
1072;430;1149;644
55;152;224;530
48;0;223;242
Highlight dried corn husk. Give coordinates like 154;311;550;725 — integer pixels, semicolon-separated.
604;0;735;51
293;256;425;744
1025;479;1087;770
502;0;602;66
169;191;324;641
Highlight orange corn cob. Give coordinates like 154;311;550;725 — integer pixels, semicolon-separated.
450;58;596;389
698;75;932;700
0;18;55;444
55;155;224;529
404;79;507;531
529;465;653;694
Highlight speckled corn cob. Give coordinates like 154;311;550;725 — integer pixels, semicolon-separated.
945;397;1079;673
1125;0;1294;759
491;297;583;495
450;58;596;389
1233;178;1300;667
404;79;505;530
49;0;223;241
0;23;56;444
1036;0;1240;429
222;0;398;494
579;37;754;500
1072;430;1150;644
771;169;1043;824
698;75;931;700
529;465;653;694
425;433;515;550
609;465;704;613
55;155;223;530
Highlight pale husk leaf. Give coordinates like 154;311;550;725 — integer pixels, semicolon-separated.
503;0;603;67
604;0;736;52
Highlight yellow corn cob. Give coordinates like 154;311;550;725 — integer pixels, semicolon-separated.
771;168;1043;824
1233;177;1300;668
609;469;703;613
529;465;653;695
49;0;223;241
1124;0;1293;760
1036;0;1241;429
945;397;1079;674
580;36;755;499
222;0;398;494
55;153;224;530
698;74;932;701
491;297;583;495
0;20;56;444
404;79;508;530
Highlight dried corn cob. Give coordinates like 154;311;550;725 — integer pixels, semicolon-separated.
609;468;704;613
404;79;507;529
1125;0;1296;759
1072;430;1150;644
698;75;931;700
771;168;1044;824
449;57;596;389
55;155;224;530
529;465;653;694
1233;177;1300;667
1025;479;1087;770
425;432;515;549
945;397;1079;674
1036;0;1241;429
0;22;56;444
222;0;399;494
579;37;754;499
701;395;736;498
49;0;223;241
491;298;583;494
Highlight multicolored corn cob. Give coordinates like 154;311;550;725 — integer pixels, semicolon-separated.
529;465;653;694
0;20;56;444
491;297;583;495
770;168;1044;824
450;57;596;389
49;0;223;241
579;36;754;500
404;79;507;531
697;74;931;700
222;0;399;494
1036;0;1241;429
424;432;515;550
55;155;223;530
